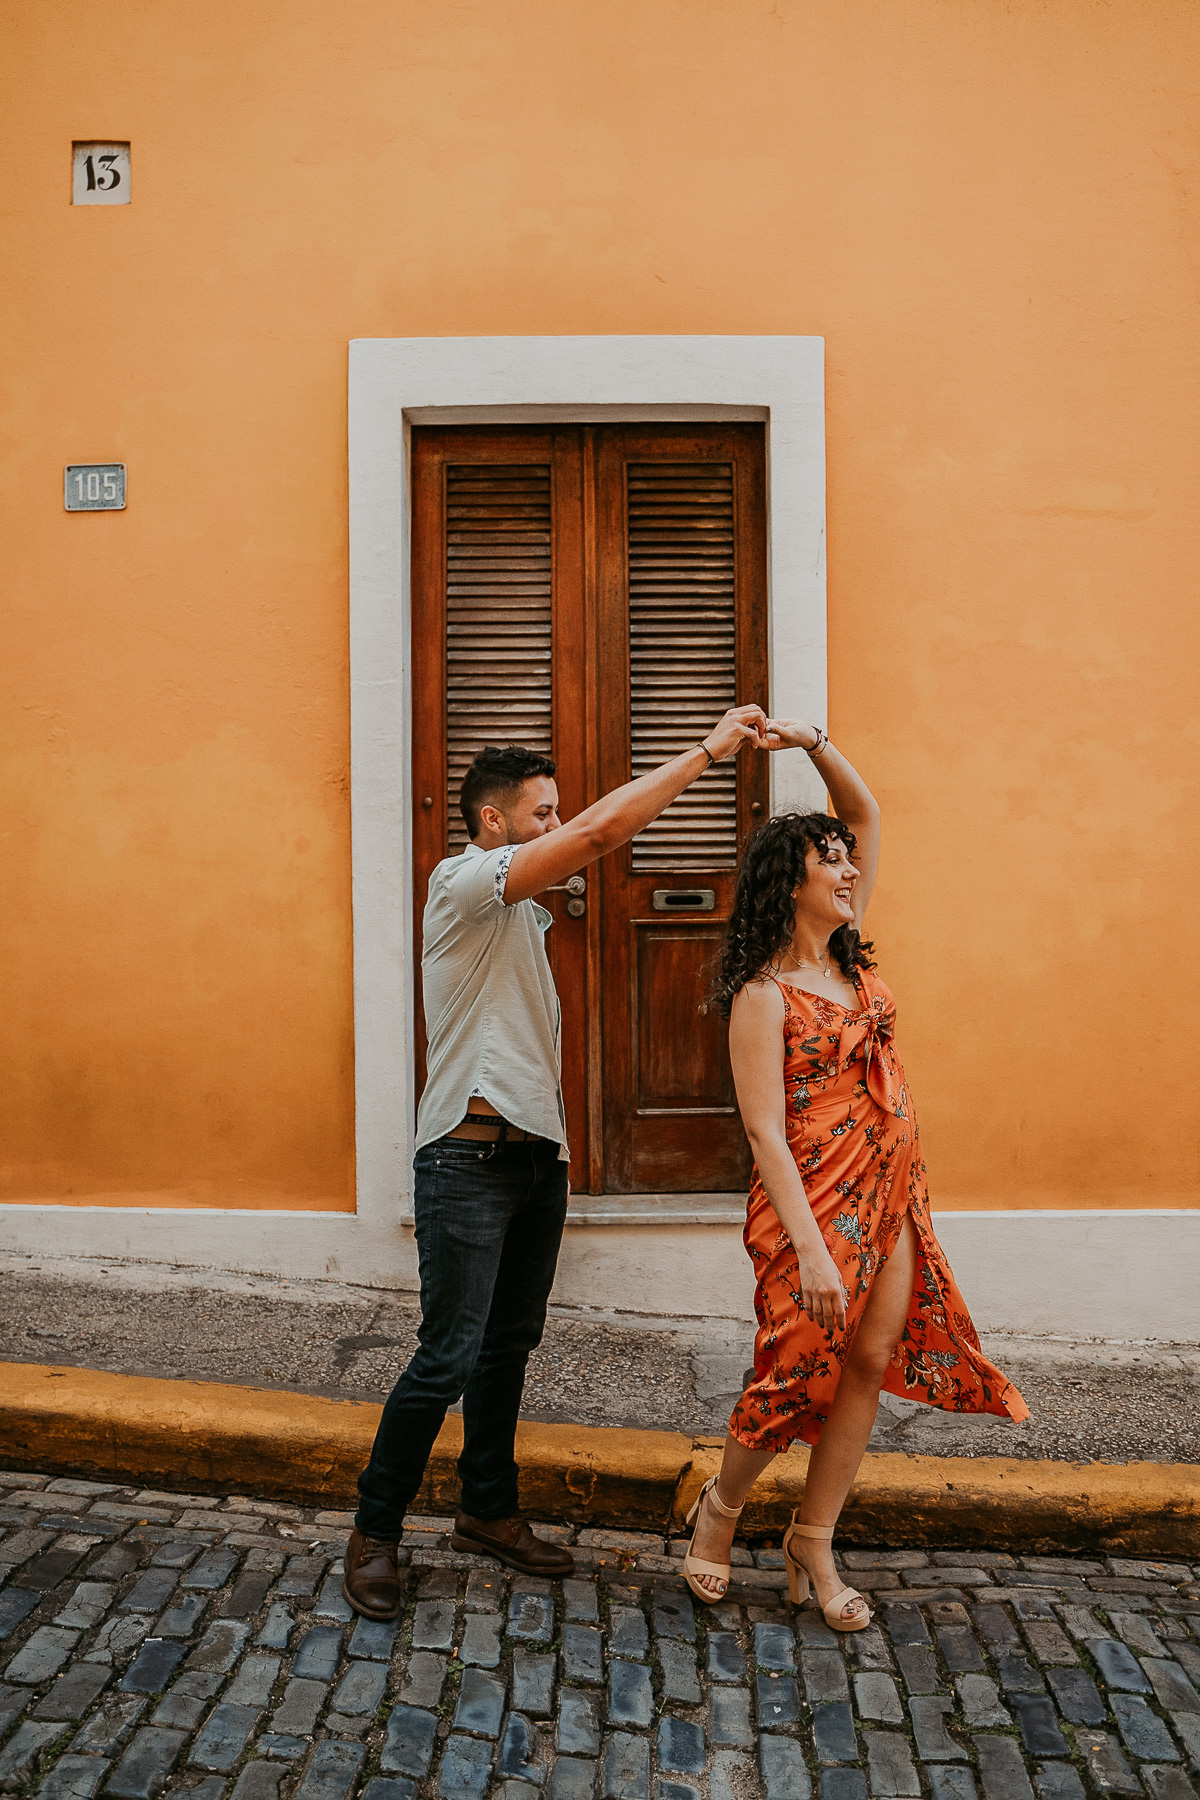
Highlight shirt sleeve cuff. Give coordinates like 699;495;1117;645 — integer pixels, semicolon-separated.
494;844;518;906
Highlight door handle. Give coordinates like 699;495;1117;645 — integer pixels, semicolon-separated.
543;873;586;917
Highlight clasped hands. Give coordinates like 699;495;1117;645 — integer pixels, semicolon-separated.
703;705;824;761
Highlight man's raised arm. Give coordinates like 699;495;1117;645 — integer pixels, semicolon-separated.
502;705;767;905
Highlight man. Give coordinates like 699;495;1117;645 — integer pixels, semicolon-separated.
343;704;768;1619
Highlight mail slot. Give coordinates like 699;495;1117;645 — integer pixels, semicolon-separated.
651;888;716;912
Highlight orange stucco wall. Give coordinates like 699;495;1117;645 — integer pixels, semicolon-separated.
3;0;1197;1212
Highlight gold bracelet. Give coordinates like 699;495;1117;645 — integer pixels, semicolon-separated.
806;727;828;758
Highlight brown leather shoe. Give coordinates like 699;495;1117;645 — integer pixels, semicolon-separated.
342;1525;403;1620
451;1511;574;1577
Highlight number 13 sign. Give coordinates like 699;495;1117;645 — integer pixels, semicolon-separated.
72;142;131;205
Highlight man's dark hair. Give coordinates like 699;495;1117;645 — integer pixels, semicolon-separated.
460;745;557;839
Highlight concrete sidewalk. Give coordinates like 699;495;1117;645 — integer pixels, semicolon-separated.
1;1256;1197;1466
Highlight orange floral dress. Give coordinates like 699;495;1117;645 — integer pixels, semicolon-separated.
729;967;1028;1452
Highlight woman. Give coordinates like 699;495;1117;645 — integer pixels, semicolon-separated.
683;720;1028;1627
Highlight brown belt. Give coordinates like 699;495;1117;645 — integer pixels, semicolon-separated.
445;1115;546;1144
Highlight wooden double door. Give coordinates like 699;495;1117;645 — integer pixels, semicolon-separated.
412;422;768;1195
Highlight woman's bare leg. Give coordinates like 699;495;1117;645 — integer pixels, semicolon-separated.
686;1436;776;1597
792;1215;919;1621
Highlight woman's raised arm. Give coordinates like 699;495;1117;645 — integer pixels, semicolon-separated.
764;720;881;928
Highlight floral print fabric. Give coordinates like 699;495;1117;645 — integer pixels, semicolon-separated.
729;969;1028;1452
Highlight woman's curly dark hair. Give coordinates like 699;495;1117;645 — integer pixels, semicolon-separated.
710;812;875;1018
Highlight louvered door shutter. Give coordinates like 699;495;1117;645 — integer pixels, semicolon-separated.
443;463;553;854
627;462;738;869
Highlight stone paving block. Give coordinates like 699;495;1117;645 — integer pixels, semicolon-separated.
225;1652;282;1708
1094;1640;1156;1692
461;1613;504;1669
187;1619;251;1673
498;1711;546;1784
1144;1661;1200;1715
348;1615;399;1661
293;1739;367;1800
259;1732;309;1761
995;1652;1046;1694
105;1725;187;1798
36;1753;111;1799
277;1555;327;1598
6;1625;79;1683
711;1683;753;1747
312;1574;355;1624
0;1529;54;1567
796;1617;840;1649
558;1690;602;1757
1170;1714;1200;1771
760;1732;812;1800
822;1773;869;1800
456;1666;508;1737
563;1581;599;1624
866;1731;920;1797
854;1671;904;1722
0;1586;40;1637
1112;1694;1181;1762
229;1765;286;1800
755;1622;797;1670
120;1570;178;1615
381;1704;438;1776
69;1694;146;1756
512;1652;555;1718
271;1677;327;1735
1140;1770;1199;1800
151;1669;222;1729
1057;1606;1103;1642
601;1731;649;1800
153;1592;209;1638
929;1773;980;1800
1011;1695;1070;1758
973;1607;1021;1646
188;1700;263;1771
814;1701;858;1763
658;1638;700;1704
509;1590;555;1644
851;1628;894;1671
973;1735;1036;1800
1046;1666;1106;1724
440;1734;494;1800
804;1649;850;1704
224;1571;274;1619
608;1608;648;1660
1021;1622;1077;1666
883;1605;932;1646
895;1645;943;1694
657;1716;705;1775
1033;1768;1085;1800
956;1674;1012;1727
418;1570;460;1599
398;1651;447;1709
937;1627;987;1672
256;1604;295;1650
466;1572;505;1612
912;1694;968;1761
292;1624;343;1680
1076;1730;1142;1794
0;1681;28;1735
413;1600;456;1652
363;1782;417;1800
548;1758;596;1800
31;1662;111;1720
709;1631;748;1681
55;1582;117;1630
119;1640;188;1695
182;1549;239;1590
0;1721;69;1786
331;1658;387;1716
22;1547;91;1591
757;1672;801;1726
607;1659;653;1729
562;1624;603;1684
651;1594;694;1643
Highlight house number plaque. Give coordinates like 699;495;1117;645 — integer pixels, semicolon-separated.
65;464;126;511
72;143;131;205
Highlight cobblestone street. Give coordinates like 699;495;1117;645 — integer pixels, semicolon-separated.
1;1471;1198;1800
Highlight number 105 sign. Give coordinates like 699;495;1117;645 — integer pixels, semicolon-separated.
65;464;126;511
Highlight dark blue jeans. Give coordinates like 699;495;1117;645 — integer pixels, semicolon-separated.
355;1134;569;1540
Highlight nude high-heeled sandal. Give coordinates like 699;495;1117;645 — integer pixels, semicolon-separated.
682;1475;744;1605
782;1518;871;1631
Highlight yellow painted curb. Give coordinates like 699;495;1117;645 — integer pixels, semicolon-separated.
2;1363;1197;1556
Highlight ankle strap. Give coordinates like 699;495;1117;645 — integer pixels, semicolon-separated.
703;1476;744;1519
788;1520;834;1540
